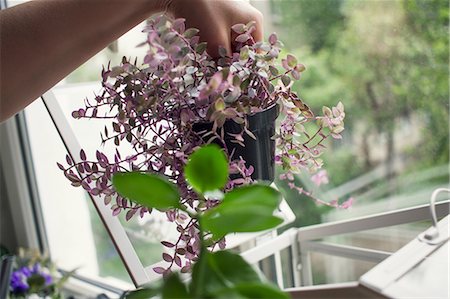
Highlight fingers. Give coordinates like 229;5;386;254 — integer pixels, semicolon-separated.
169;0;263;58
251;10;264;43
229;7;264;55
208;34;232;58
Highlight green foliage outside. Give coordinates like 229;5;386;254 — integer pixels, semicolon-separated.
275;0;449;228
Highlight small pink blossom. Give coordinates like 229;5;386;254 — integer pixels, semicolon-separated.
311;170;329;186
339;197;354;209
279;172;294;181
288;182;304;194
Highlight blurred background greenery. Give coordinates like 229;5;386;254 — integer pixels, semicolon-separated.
268;0;449;228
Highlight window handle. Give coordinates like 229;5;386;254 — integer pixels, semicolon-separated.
418;187;450;245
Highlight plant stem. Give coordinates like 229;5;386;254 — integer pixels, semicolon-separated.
193;216;207;299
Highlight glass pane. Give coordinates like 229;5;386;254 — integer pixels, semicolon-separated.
310;252;377;285
50;82;181;268
64;23;147;85
24;99;133;288
254;0;450;227
322;221;432;252
6;0;28;8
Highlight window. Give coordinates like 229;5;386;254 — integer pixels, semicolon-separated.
4;0;448;294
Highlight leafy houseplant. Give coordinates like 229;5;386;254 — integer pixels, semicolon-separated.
114;145;289;299
59;15;350;275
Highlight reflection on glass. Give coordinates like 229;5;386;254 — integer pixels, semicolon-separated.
310;252;377;285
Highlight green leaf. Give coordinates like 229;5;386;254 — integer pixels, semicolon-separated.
184;145;229;194
191;250;262;298
183;28;200;38
281;75;291;87
208;251;261;284
203;185;283;237
240;78;251;90
123;287;160;299
162;274;191;299
55;268;78;290
269;65;279;76
112;172;180;212
286;54;298;68
204;213;283;238
216;283;290;299
191;250;224;298
196;42;207;54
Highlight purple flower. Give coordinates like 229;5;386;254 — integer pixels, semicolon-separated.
10;263;53;295
10;270;29;294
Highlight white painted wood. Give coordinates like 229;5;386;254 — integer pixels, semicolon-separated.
302;241;391;264
360;215;449;296
0;118;41;249
299;242;313;286
297;200;450;241
241;228;297;264
42;91;149;287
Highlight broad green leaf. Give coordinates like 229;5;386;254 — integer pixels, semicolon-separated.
191;251;224;298
203;185;283;237
208;251;261;284
211;185;281;211
123;287;160;299
184;145;229;194
191;250;262;298
215;289;247;299
112;172;180;212
162;274;191;299
215;283;290;299
204;212;283;238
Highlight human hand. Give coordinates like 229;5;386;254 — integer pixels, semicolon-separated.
167;0;263;57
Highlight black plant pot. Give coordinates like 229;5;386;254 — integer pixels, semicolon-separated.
192;104;279;182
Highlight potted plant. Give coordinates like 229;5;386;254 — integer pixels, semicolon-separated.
59;15;351;277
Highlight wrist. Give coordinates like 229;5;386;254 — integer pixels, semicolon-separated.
165;0;193;18
163;0;175;13
139;0;172;16
154;0;175;15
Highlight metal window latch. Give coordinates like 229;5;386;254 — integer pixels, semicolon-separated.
418;188;450;245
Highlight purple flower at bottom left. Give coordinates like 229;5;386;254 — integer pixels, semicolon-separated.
10;263;53;295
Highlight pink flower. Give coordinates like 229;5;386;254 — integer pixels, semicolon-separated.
339;197;354;209
288;182;304;194
311;170;329;186
279;172;294;181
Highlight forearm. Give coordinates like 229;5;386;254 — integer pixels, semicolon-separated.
0;0;166;121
